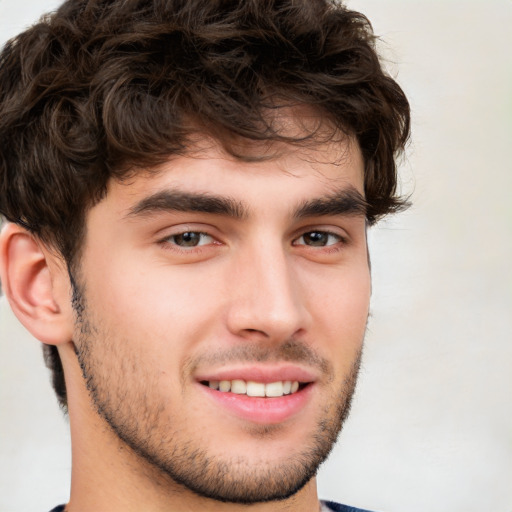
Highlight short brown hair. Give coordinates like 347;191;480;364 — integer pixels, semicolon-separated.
0;0;410;410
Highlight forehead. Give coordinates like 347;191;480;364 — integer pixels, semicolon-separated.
109;133;365;211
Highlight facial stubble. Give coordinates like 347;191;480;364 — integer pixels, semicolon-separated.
71;281;363;504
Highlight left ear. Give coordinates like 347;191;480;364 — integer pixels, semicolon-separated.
0;222;74;345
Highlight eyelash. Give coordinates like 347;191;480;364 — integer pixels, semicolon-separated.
292;230;347;249
159;231;217;253
159;229;348;254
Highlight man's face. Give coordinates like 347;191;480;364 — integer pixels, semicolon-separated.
72;133;370;503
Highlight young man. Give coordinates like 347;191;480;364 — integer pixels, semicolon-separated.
0;1;409;511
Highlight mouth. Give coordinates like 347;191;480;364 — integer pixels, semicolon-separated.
196;368;316;424
200;379;308;397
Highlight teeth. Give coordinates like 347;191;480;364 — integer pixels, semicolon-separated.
247;381;265;397
219;380;231;392
231;379;247;394
207;379;301;397
265;381;284;397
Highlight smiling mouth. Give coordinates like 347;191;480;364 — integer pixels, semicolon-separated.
200;380;309;398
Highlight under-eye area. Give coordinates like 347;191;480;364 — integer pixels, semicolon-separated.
200;380;310;397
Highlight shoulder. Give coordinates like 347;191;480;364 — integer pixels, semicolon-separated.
321;500;377;512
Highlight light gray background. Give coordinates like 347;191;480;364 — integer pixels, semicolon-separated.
1;1;511;511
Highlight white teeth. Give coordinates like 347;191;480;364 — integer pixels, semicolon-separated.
231;379;247;394
265;381;284;397
246;381;266;397
219;380;231;392
208;379;301;397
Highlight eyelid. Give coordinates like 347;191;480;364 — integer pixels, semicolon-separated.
293;231;344;246
156;224;223;252
170;231;214;246
155;222;219;239
292;225;350;244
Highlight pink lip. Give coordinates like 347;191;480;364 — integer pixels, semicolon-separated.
195;365;317;424
197;381;315;425
195;364;317;384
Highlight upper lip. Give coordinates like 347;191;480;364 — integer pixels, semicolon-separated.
195;364;317;384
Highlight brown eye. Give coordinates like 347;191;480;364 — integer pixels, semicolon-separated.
295;231;341;247
169;232;213;247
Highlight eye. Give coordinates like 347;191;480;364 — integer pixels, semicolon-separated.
166;231;214;248
294;231;343;247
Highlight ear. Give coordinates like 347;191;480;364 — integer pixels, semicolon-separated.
0;222;73;345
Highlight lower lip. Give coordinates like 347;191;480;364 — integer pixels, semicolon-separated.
199;383;314;424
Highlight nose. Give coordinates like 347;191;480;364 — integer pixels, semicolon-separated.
225;240;310;342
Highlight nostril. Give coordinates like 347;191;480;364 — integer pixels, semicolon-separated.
241;328;270;338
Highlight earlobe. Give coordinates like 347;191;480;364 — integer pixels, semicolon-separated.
0;223;73;345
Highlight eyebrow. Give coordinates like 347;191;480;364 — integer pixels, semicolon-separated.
125;190;248;219
125;186;367;222
293;187;368;219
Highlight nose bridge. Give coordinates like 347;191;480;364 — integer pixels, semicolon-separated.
227;235;306;340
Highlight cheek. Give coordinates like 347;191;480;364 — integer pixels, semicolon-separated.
304;264;370;350
83;255;225;352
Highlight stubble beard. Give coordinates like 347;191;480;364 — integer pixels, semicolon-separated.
71;281;362;504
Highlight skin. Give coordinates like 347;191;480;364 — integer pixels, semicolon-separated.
0;130;370;512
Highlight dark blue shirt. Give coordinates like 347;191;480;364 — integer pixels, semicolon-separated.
50;502;375;512
323;500;375;511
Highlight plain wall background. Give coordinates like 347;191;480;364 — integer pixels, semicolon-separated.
1;1;511;511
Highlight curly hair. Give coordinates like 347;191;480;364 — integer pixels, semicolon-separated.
0;0;410;411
